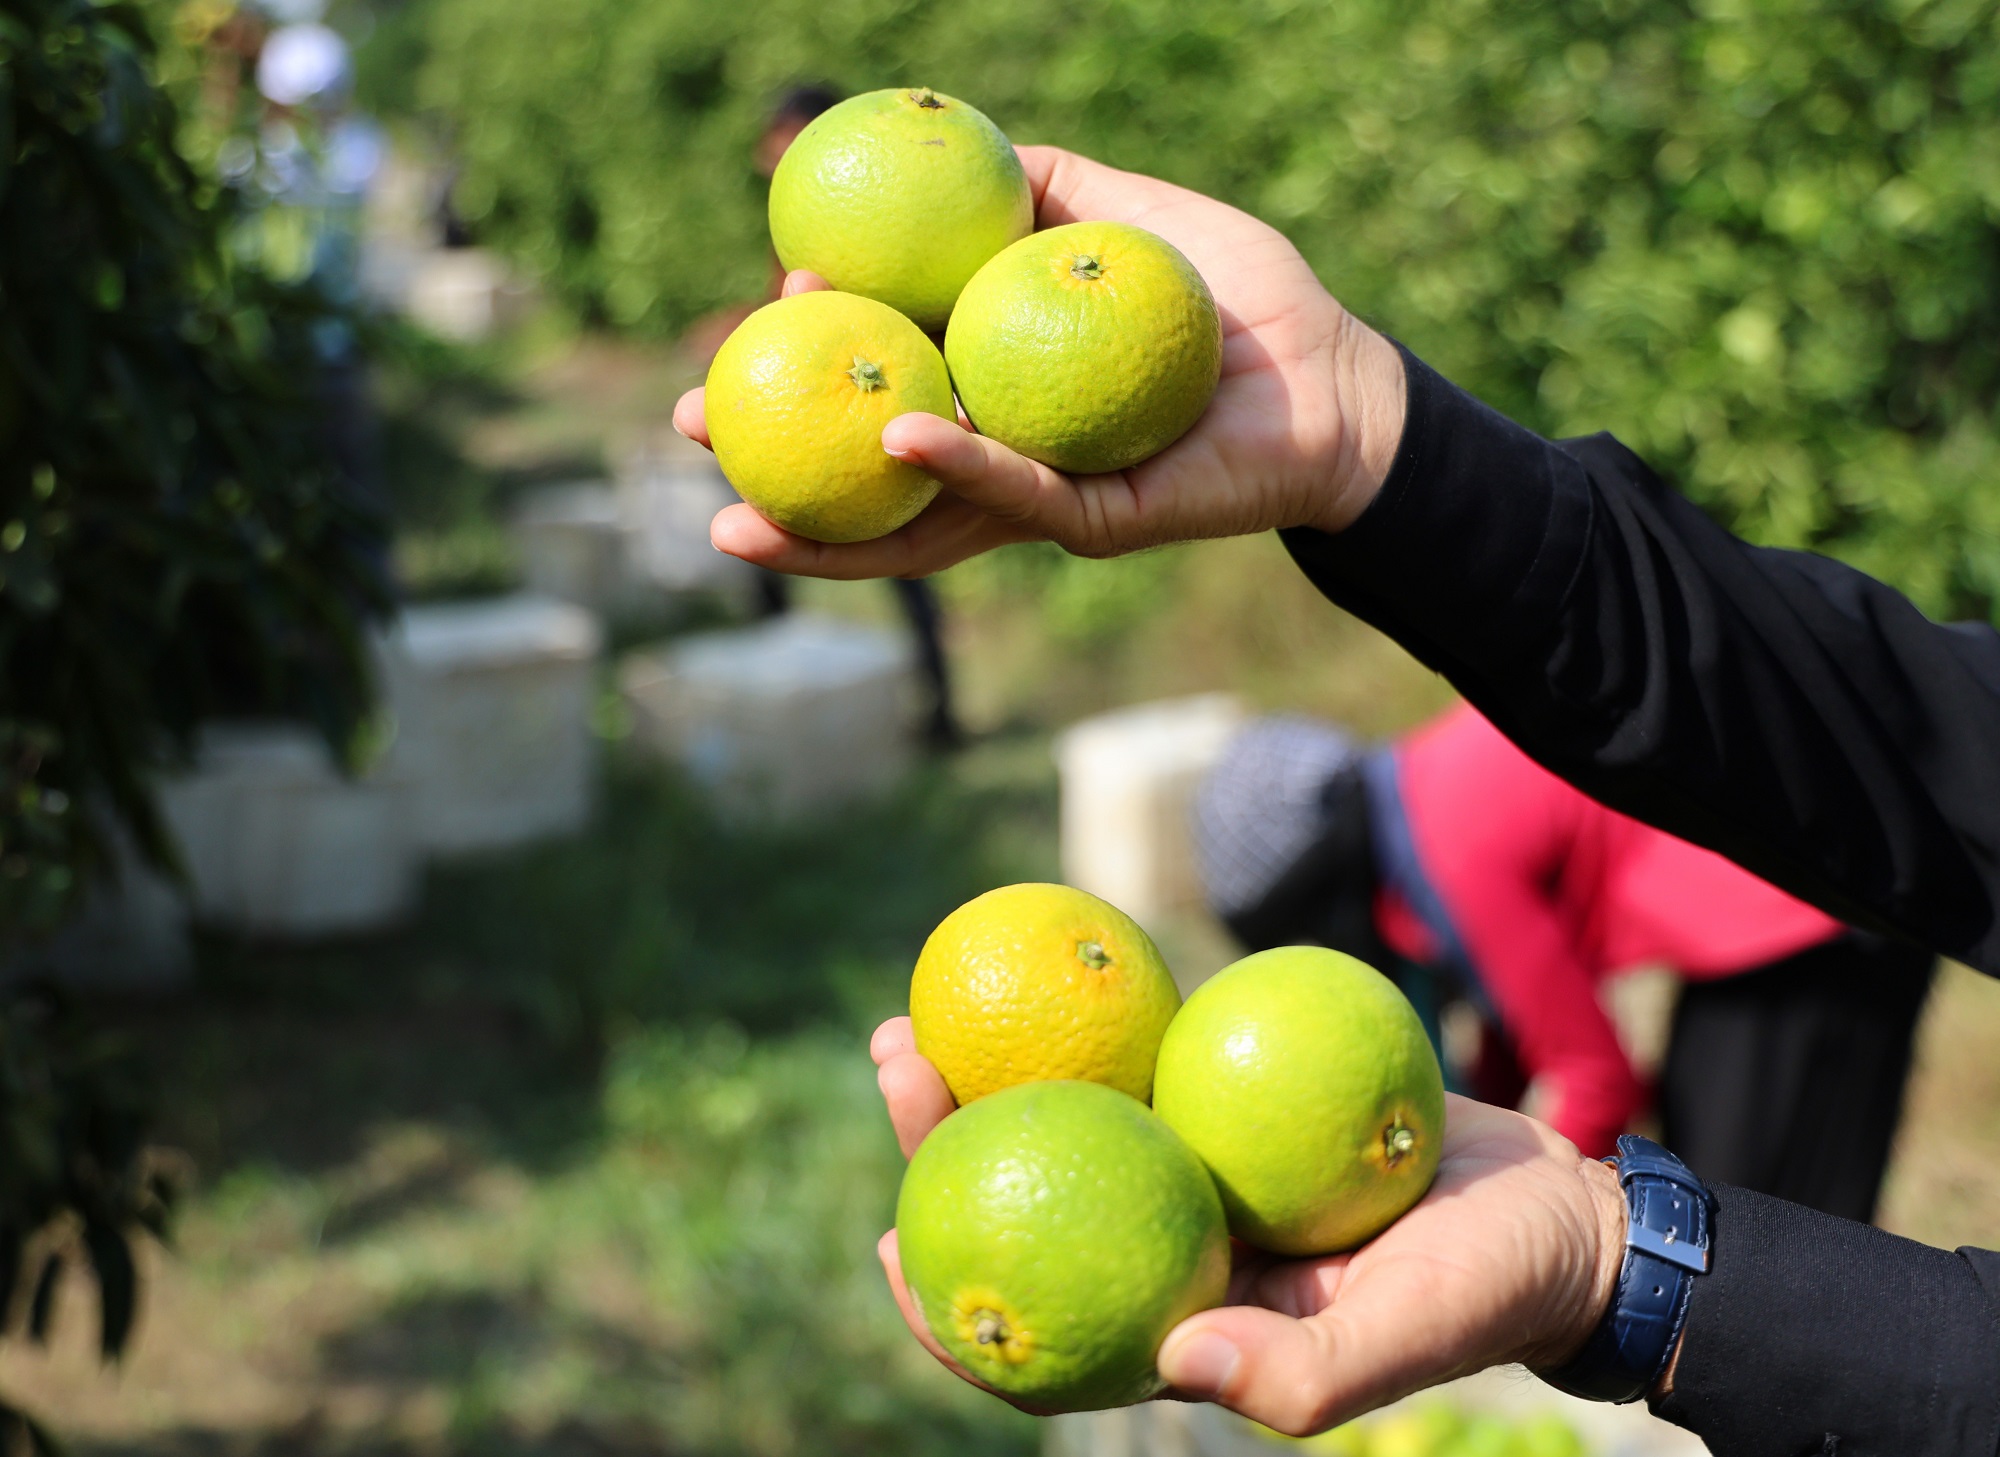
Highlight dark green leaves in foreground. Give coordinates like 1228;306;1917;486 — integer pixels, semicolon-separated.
0;0;388;934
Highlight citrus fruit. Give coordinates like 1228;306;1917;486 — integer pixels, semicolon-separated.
1370;1405;1466;1457
895;1079;1229;1412
705;290;953;542
911;882;1180;1106
769;87;1033;331
944;220;1223;475
1152;946;1444;1255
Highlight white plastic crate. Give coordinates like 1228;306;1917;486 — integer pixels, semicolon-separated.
620;612;916;820
157;724;418;938
382;594;602;855
1055;694;1249;931
1045;1370;1709;1456
5;830;191;988
511;481;632;614
614;439;760;602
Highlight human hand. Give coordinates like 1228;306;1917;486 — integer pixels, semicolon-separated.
867;1016;1627;1434
675;147;1408;579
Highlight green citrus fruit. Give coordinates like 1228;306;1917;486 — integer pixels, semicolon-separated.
769;87;1033;332
1152;947;1444;1255
911;882;1180;1107
944;220;1223;475
896;1079;1229;1412
705;290;952;542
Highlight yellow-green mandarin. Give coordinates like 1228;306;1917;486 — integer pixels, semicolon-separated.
769;87;1032;332
896;1080;1229;1412
911;882;1180;1106
1152;947;1444;1255
704;290;952;543
945;221;1223;475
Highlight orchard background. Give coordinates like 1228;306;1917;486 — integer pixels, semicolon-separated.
4;1;2000;1453
381;0;2000;619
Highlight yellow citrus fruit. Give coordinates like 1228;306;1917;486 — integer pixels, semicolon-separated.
769;87;1033;332
1152;946;1445;1255
944;220;1223;475
896;1079;1229;1412
911;882;1180;1106
705;290;953;543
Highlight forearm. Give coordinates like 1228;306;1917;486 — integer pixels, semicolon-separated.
1285;343;2000;975
1650;1186;2000;1457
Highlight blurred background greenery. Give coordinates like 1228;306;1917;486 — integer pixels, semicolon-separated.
7;0;2000;1453
383;0;2000;619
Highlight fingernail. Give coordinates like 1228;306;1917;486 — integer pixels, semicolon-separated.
1161;1331;1239;1397
672;420;689;439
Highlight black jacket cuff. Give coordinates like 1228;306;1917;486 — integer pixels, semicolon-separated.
1279;342;1595;687
1651;1184;2000;1457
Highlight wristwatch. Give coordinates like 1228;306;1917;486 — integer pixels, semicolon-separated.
1542;1134;1714;1404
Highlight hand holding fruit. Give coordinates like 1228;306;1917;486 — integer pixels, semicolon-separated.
676;143;1409;579
871;1017;1632;1435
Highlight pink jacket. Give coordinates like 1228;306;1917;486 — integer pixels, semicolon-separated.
1378;704;1844;1156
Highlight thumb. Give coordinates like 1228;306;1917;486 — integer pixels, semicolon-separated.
1159;1306;1348;1437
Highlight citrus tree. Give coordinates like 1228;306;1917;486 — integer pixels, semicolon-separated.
0;0;387;1428
392;0;2000;622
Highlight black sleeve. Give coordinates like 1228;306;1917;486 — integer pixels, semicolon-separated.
1279;345;2000;977
1277;346;2000;1452
1647;1185;2000;1457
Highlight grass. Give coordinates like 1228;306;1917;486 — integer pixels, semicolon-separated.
0;746;1055;1456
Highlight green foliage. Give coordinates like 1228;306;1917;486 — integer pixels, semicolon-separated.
396;0;2000;618
0;0;389;932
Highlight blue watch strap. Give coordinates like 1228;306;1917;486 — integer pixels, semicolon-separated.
1542;1135;1713;1404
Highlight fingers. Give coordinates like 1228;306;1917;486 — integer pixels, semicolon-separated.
877;1050;955;1158
870;1016;915;1066
1159;1305;1358;1436
881;412;1120;555
672;387;711;450
710;491;1029;580
781;268;832;297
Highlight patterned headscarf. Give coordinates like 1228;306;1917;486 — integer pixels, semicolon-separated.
1193;716;1371;942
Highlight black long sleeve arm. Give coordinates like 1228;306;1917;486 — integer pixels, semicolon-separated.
1282;346;2000;977
1278;346;2000;1456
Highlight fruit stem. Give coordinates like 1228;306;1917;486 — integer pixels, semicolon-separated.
1077;940;1112;970
910;88;945;109
1070;254;1104;281
974;1312;1008;1346
1384;1119;1417;1166
847;356;888;392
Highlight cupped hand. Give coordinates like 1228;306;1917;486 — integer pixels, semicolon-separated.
675;147;1409;580
866;1015;1627;1435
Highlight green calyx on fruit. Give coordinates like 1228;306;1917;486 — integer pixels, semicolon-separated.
847;356;888;391
1070;254;1104;281
910;88;945;109
1384;1118;1418;1167
1078;939;1112;969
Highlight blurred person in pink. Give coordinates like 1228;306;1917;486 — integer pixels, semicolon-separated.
1194;701;1933;1220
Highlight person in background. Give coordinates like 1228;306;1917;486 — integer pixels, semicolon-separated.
1193;703;1933;1222
689;85;962;748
